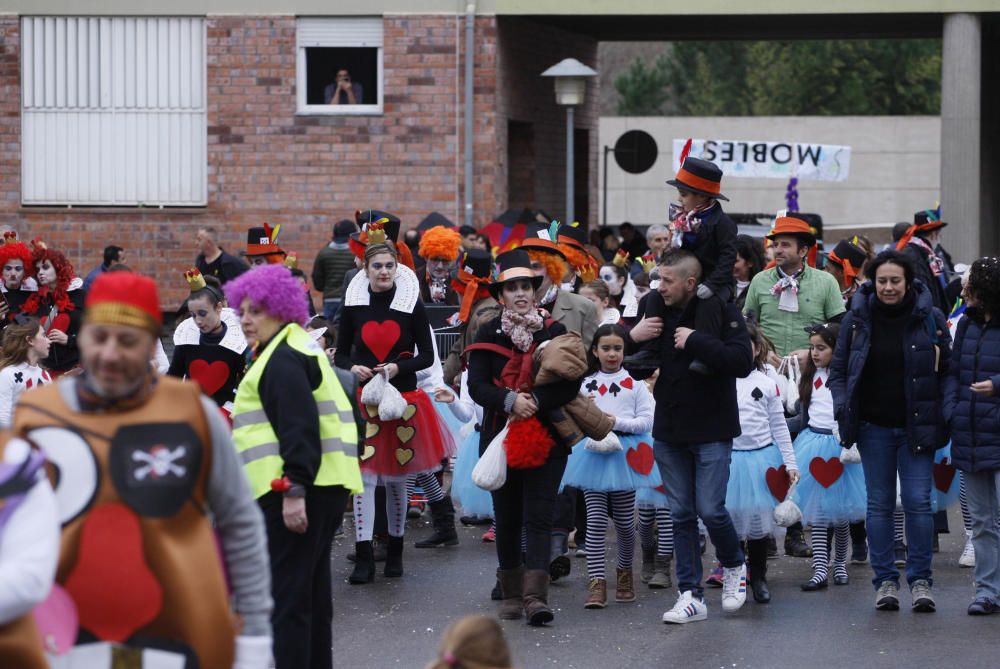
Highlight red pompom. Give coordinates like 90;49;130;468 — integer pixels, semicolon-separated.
505;416;554;469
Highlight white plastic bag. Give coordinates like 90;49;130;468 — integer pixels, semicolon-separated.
472;424;508;491
360;371;387;406
585;431;623;454
841;444;861;465
377;382;407;421
778;354;801;414
773;481;802;527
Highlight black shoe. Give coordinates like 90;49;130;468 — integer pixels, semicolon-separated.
348;541;376;584
766;536;779;560
347;536;387;563
750;578;771;604
968;597;998;615
384;536;404;577
834;574;850;586
801;576;828;591
784;528;811;558
851;541;868;564
549;532;571;581
415;498;459;548
893;540;907;567
460;515;492;526
688;360;711;375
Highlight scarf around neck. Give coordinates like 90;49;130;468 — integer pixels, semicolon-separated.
501;308;544;352
771;266;805;313
670;201;716;247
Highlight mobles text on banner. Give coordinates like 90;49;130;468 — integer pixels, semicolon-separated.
673;139;851;182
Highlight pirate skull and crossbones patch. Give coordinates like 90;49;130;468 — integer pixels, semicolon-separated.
109;423;204;518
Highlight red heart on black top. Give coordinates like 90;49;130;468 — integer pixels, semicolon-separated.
765;465;790;501
189;359;229;396
361;320;401;363
933;458;956;493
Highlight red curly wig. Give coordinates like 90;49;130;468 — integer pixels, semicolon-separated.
0;241;34;276
24;240;77;313
525;249;568;286
418;226;462;262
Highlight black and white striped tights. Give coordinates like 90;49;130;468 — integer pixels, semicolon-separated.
637;506;674;557
808;522;849;585
584;490;637;580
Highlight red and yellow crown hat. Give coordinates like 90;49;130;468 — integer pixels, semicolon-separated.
85;272;162;335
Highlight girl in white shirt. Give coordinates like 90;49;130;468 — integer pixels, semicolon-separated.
0;317;52;427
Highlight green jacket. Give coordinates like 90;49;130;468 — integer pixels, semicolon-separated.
743;265;845;355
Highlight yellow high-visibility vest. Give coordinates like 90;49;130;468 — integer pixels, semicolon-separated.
232;323;362;498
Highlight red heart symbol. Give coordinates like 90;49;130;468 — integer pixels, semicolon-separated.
43;312;71;334
933;458;956;493
655;484;667;495
809;457;844;488
621;377;633;390
189;360;230;396
626;442;654;476
65;503;163;642
765;465;790;501
361;320;401;363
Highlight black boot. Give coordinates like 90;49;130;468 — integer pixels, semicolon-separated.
348;541;376;584
384;536;404;577
784;523;811;558
415;497;459;548
548;532;571;582
747;538;771;604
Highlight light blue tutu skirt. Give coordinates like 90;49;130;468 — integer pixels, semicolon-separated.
451;428;493;517
561;433;660;493
726;445;786;540
636;485;670;509
932;441;960;511
793;428;867;526
432;399;467;459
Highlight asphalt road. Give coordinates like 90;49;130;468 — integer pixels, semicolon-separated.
330;508;999;668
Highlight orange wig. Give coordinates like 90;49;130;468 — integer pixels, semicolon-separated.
418;226;462;262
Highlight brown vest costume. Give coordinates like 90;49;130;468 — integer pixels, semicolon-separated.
13;377;236;667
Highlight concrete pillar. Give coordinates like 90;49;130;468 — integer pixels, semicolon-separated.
940;13;982;261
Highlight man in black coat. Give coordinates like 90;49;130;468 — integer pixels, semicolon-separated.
629;248;754;623
897;211;951;313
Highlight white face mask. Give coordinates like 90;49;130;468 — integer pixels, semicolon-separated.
600;271;622;296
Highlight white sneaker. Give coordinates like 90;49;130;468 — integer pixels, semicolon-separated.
959;532;976;568
721;563;748;612
662;590;708;624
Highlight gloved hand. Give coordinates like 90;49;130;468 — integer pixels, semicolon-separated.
696;283;713;300
233;635;272;669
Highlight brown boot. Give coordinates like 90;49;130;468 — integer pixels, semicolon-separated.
584;577;607;609
498;568;523;620
615;568;636;603
522;569;554;626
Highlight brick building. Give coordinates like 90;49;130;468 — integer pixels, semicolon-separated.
0;10;599;305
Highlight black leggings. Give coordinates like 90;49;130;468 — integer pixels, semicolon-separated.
491;454;568;570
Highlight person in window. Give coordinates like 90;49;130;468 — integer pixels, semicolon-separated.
325;69;364;105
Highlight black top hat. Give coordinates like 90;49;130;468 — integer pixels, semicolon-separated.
457;248;492;281
519;221;565;258
355;209;401;241
489;249;542;298
667;157;729;201
557;221;589;251
828;239;867;271
913;210;947;231
243;225;285;257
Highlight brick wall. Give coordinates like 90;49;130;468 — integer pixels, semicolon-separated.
0;14;598;307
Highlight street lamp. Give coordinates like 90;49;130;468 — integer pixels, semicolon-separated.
542;58;597;226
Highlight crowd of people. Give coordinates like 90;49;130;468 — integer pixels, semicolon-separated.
1;152;998;668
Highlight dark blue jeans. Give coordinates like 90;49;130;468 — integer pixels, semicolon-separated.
322;298;342;322
858;423;934;588
654;439;744;598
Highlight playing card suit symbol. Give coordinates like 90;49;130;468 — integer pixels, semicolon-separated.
814;377;823;390
933;458;956;493
585;380;599;393
751;386;764;401
765;465;790;501
626;442;655;476
395;447;415;466
360;444;376;461
361;320;401;363
402;404;417;421
654;484;667;495
809;457;844;488
608;382;621;397
620;377;633;390
364;404;379;419
365;423;380;438
396;426;416;444
189;359;230;396
598;383;608;396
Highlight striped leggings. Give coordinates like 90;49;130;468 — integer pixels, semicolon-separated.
407;471;446;504
637;506;674;557
584;490;637;580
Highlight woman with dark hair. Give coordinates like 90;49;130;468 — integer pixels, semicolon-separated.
946;256;1000;615
169;270;248;411
467;249;582;626
20;240;85;375
829;249;953;613
0;316;51;426
734;234;765;310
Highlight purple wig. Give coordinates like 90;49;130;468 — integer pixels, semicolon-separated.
224;264;309;326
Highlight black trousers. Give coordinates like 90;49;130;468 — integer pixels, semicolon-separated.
492;454;568;570
262;485;350;669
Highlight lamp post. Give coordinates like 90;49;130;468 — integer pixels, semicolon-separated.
542;58;597;226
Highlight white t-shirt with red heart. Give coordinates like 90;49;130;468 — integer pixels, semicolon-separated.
580;368;653;435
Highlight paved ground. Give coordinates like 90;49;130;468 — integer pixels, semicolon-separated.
330;508;999;668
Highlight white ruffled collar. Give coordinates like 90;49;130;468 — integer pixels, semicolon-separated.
173;307;247;354
344;264;420;313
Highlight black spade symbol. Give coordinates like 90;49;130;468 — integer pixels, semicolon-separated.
609;383;621;397
751;387;764;401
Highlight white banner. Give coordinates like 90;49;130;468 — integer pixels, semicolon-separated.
672;138;851;182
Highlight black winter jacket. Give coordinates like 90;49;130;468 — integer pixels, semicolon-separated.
945;311;1000;472
829;280;954;454
678;204;738;302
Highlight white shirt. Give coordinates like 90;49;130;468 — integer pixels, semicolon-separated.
807;367;836;431
735;370;797;470
581;368;653;435
0;362;51;428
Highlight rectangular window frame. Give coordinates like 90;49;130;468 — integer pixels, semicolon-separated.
296;17;383;117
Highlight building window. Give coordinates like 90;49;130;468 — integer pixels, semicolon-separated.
20;16;207;207
297;17;383;115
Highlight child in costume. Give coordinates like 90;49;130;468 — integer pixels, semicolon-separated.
792;322;866;590
727;320;799;603
561;323;658;608
0;318;51;427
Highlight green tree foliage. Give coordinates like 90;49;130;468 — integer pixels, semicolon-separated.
614;39;941;116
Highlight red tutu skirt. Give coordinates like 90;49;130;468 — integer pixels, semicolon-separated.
357;387;456;482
